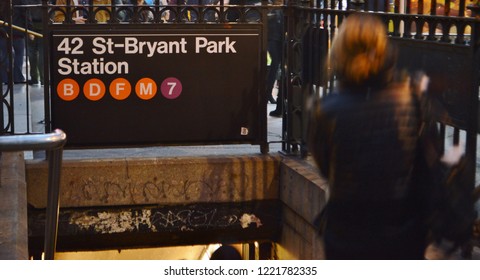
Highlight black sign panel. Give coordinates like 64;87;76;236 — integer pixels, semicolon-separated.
50;25;265;147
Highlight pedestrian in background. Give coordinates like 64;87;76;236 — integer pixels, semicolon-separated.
54;0;111;23
115;0;134;22
210;245;242;260
135;0;154;22
0;1;8;84
0;0;30;84
266;0;284;115
26;0;44;85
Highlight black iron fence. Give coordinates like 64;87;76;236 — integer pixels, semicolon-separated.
284;1;479;193
1;0;479;156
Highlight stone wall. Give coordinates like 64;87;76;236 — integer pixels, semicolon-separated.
0;152;28;260
276;157;328;260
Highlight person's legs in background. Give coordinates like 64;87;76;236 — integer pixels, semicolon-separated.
28;35;44;85
266;38;281;104
0;37;8;83
269;73;283;117
38;37;44;84
12;37;26;83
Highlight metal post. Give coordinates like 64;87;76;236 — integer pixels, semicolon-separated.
43;147;63;260
42;0;51;133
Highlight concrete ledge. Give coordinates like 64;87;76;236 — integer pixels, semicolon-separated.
0;152;28;260
26;154;281;208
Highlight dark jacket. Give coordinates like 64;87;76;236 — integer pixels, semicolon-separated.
311;86;419;202
308;82;430;259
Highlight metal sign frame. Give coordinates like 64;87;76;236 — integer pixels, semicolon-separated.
47;23;268;152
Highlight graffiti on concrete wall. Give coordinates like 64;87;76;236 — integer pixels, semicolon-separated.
63;172;247;206
69;207;262;234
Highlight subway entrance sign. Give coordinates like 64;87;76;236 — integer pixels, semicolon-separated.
49;25;266;149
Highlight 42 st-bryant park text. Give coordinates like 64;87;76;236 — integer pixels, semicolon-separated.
56;36;238;76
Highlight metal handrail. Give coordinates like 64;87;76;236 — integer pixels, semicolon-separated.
0;19;43;38
0;129;67;260
0;129;66;151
